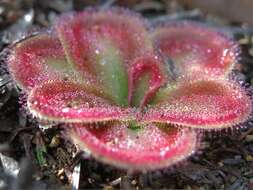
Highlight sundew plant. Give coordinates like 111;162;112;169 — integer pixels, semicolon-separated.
6;7;252;171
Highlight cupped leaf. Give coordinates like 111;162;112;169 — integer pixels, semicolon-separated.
144;79;252;129
128;54;167;107
70;122;197;171
90;39;129;106
7;33;73;91
151;21;239;79
28;81;135;123
55;8;153;106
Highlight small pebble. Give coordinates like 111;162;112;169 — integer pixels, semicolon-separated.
131;179;137;185
238;37;250;45
218;162;224;167
249;48;253;57
121;176;132;190
49;135;61;148
235;155;242;160
230;176;237;183
246;135;253;142
57;168;64;177
103;186;114;190
246;155;253;162
223;158;244;165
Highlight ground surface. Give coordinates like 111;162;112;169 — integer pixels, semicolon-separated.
0;0;253;189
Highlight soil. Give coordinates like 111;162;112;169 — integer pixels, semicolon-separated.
0;0;253;189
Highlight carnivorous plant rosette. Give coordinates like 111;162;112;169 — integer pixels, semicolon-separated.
6;7;252;171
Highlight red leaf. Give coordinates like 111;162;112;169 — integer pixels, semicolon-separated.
70;122;197;171
128;54;167;107
144;80;252;129
151;21;239;79
8;34;69;91
55;8;153;105
28;81;135;123
55;7;152;79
